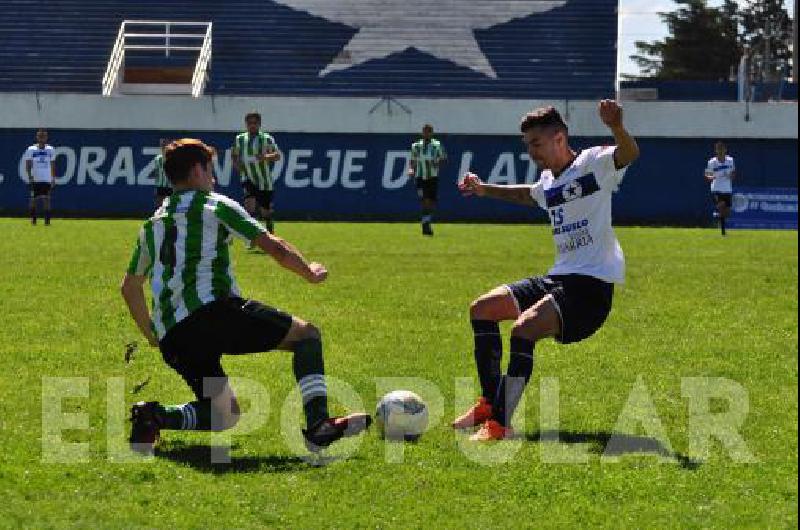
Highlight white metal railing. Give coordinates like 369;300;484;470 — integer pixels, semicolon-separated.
191;23;213;97
101;20;212;97
102;23;126;96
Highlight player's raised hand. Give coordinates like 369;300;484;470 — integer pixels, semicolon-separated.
306;262;328;284
458;172;484;197
598;99;624;129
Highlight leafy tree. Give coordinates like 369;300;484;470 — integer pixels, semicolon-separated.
629;0;740;80
739;0;793;81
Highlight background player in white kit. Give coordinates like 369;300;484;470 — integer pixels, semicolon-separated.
454;101;639;441
22;129;56;225
705;141;736;236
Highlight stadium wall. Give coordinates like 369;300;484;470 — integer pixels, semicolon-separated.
0;94;797;224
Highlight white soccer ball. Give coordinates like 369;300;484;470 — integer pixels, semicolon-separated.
375;390;428;441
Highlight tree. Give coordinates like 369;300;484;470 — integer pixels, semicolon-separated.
629;0;741;80
739;0;793;82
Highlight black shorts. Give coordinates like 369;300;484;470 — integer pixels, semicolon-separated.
155;187;173;198
505;274;614;344
711;192;732;208
159;297;293;399
416;178;439;202
30;183;52;198
242;181;274;210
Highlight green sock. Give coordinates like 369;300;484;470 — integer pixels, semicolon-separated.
293;338;329;428
158;401;213;430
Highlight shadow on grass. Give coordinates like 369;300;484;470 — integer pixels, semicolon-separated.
525;430;701;470
154;441;313;474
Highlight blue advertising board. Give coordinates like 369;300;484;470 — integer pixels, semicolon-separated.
729;187;798;229
0;130;797;225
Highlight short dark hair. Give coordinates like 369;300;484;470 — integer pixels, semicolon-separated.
163;138;216;184
715;140;727;148
520;106;568;135
245;111;261;124
423;124;434;132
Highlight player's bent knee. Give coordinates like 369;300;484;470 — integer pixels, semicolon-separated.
294;320;321;341
470;297;495;320
510;318;541;342
470;288;517;321
211;396;240;431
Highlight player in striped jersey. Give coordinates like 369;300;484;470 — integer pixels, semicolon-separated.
408;124;446;236
152;138;173;207
121;138;369;455
232;112;281;234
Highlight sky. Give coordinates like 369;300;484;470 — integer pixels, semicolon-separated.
618;0;796;79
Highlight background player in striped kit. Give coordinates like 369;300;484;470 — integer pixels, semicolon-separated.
22;129;56;225
705;140;736;236
152;138;173;207
408;124;446;236
232;111;281;234
121;138;369;455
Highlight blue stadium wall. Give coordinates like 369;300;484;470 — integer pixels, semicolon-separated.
0;130;796;224
0;0;618;98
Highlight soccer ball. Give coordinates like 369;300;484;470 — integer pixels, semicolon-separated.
375;390;428;441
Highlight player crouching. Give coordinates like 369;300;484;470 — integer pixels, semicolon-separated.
121;138;369;456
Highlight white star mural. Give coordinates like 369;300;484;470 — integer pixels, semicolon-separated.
271;0;568;78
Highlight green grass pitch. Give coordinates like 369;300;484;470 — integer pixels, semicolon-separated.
0;219;796;528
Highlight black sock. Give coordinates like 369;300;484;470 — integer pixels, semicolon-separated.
44;210;51;225
471;320;502;402
293;338;329;428
421;207;432;226
265;215;274;234
492;336;535;427
720;217;726;235
30;208;36;224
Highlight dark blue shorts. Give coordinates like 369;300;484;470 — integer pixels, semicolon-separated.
243;180;274;210
505;274;614;344
711;192;732;208
416;177;439;201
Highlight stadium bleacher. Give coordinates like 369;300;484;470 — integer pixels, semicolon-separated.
0;0;618;98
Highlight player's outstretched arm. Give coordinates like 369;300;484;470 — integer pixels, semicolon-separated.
254;232;327;284
458;172;535;206
120;273;158;347
598;99;640;169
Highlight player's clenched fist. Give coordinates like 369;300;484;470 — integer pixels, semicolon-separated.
306;262;328;283
458;172;485;197
598;99;623;129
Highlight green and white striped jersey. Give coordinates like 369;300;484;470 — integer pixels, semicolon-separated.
153;154;171;189
127;190;266;339
410;138;446;180
232;131;279;191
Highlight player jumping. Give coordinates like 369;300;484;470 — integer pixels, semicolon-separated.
454;101;639;441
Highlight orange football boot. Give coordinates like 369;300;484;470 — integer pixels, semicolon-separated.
469;419;514;441
452;397;493;429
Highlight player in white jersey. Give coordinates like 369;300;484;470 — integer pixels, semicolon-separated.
22;129;56;225
705;141;736;236
454;101;639;441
